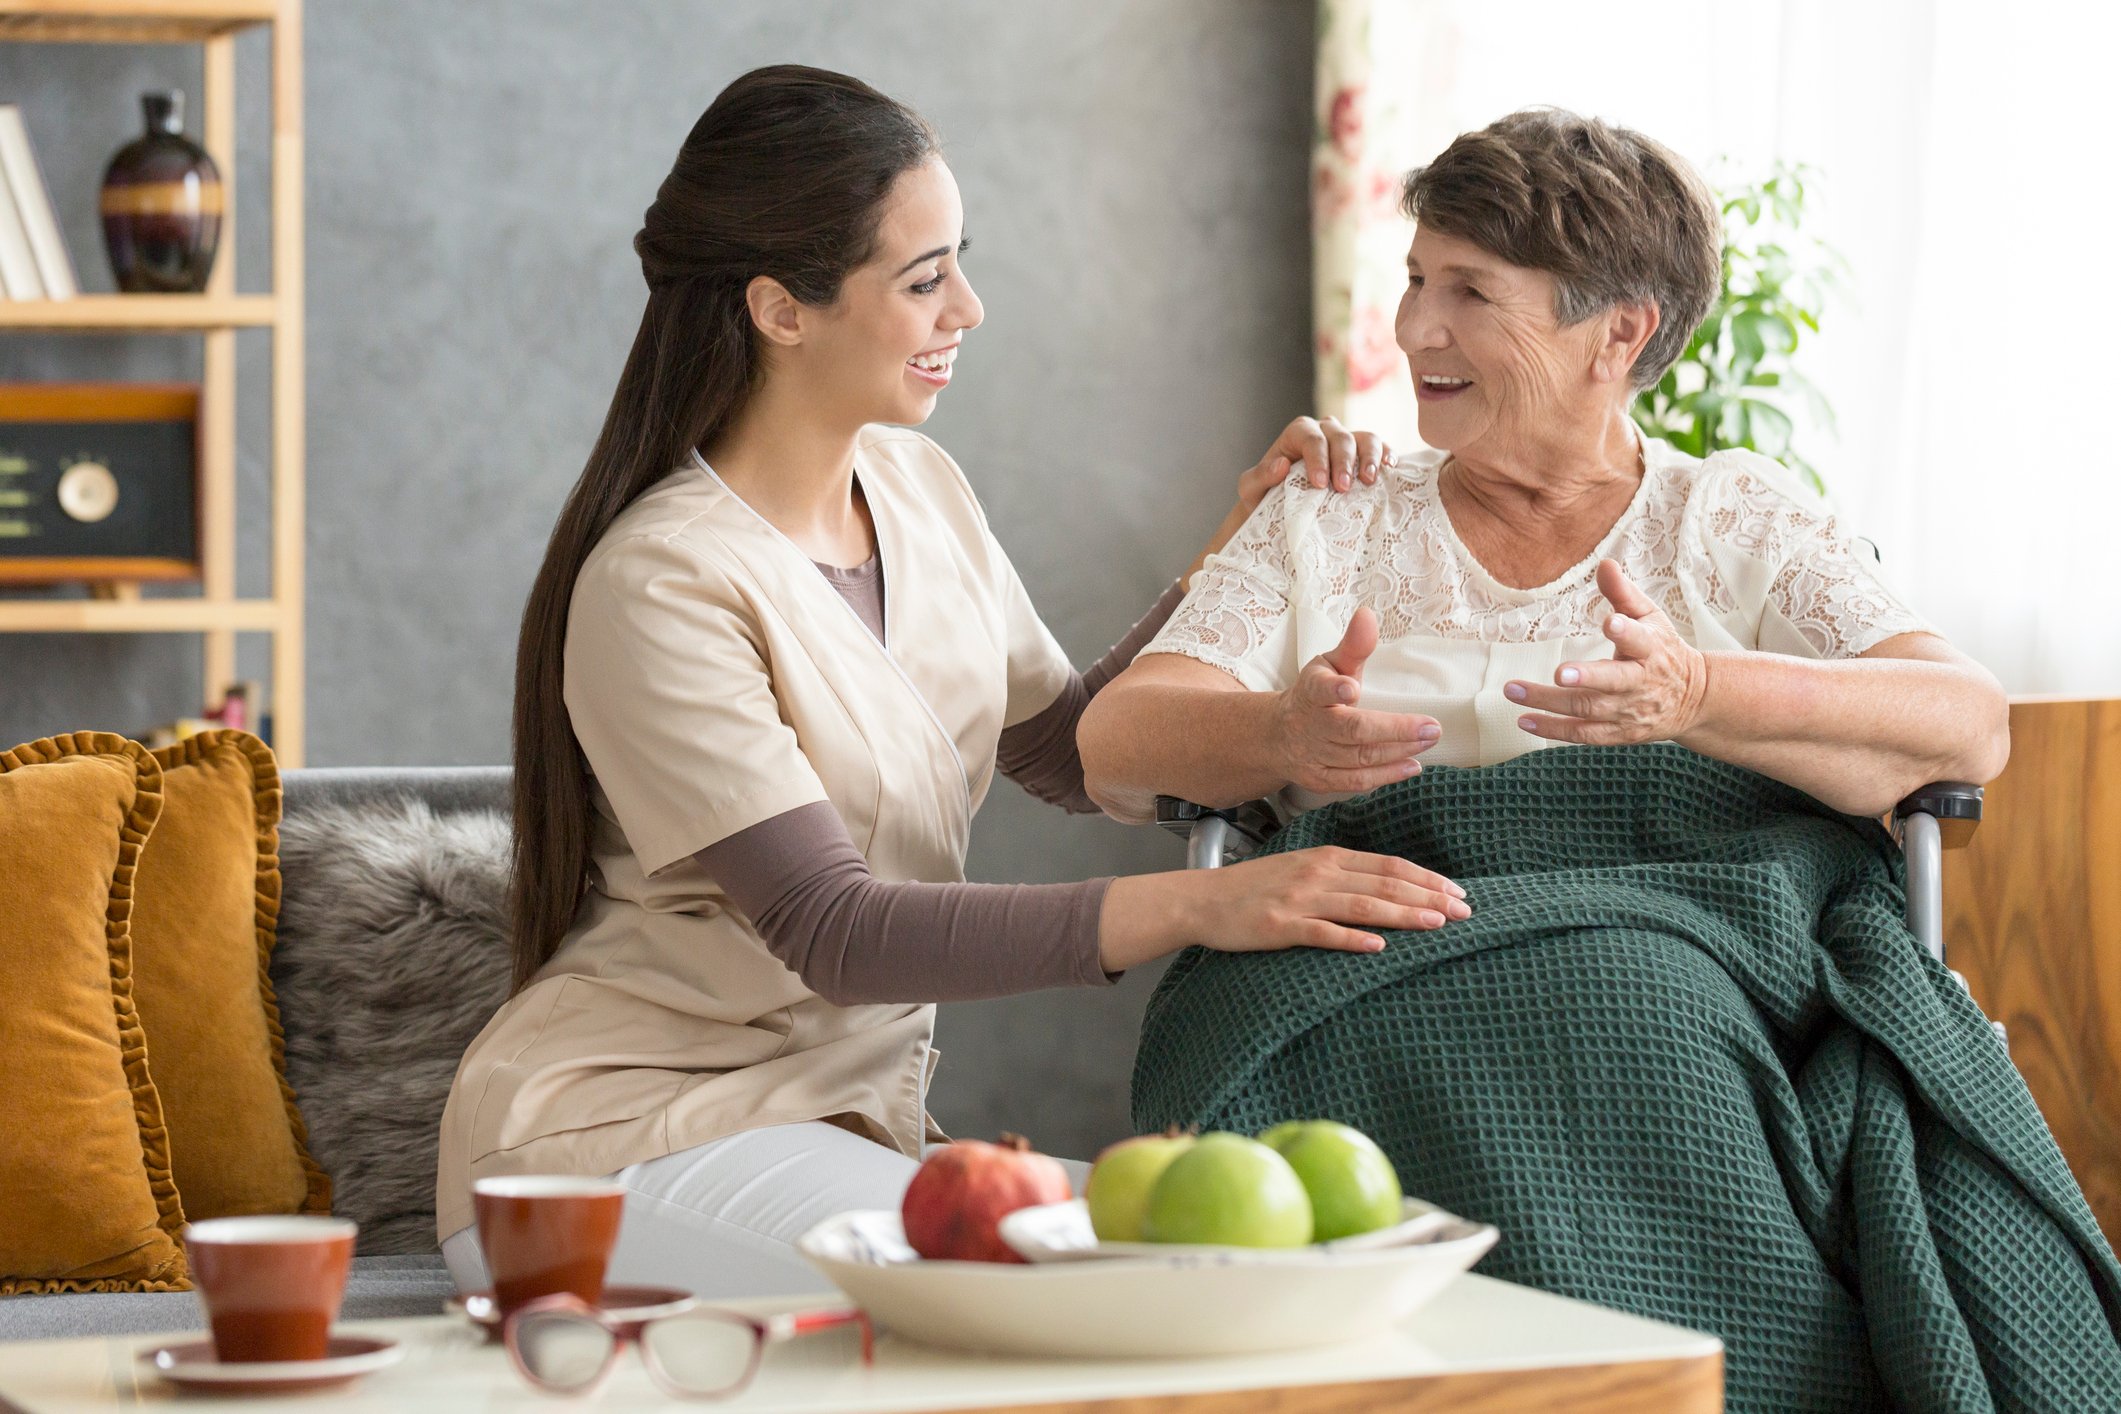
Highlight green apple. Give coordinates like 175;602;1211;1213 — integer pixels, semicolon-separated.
1142;1132;1313;1247
1257;1119;1402;1241
1256;1120;1307;1152
1085;1130;1195;1242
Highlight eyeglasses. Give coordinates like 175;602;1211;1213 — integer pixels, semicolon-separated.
502;1292;874;1400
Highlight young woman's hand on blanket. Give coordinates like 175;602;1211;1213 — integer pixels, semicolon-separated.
1505;560;1710;745
1098;847;1471;971
1273;606;1445;794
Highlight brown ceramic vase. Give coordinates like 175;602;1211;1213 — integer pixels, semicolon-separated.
100;90;223;293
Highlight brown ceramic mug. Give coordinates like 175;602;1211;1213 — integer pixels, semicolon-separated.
184;1216;358;1363
472;1176;626;1317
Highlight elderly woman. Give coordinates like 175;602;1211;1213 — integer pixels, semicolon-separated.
1083;111;2001;827
1080;110;2121;1411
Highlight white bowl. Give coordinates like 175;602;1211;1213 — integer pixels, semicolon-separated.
794;1205;1498;1360
999;1196;1451;1263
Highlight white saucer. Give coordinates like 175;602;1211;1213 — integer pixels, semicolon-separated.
138;1334;404;1393
447;1284;698;1338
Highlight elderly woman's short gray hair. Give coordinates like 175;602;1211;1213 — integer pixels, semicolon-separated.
1401;108;1721;391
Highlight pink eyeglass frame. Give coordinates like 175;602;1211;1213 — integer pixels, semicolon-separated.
501;1291;875;1400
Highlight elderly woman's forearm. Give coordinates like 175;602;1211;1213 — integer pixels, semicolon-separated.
1079;684;1289;823
1678;651;2009;815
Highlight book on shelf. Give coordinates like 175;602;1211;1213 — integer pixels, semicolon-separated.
0;105;76;300
0;161;40;298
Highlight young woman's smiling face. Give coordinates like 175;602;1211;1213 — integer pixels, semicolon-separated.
803;159;983;428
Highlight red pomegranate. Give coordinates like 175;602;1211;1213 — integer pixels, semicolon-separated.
900;1133;1073;1263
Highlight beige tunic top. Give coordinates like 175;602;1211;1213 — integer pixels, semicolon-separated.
1142;438;1933;813
434;427;1073;1239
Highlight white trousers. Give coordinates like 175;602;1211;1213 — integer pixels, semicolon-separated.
442;1121;1091;1301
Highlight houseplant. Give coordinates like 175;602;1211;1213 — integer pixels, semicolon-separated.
1633;162;1845;491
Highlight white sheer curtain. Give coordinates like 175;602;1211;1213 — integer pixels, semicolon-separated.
1317;0;2121;694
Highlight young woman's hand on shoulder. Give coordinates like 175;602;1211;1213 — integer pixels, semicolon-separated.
1187;415;1394;584
1239;415;1394;510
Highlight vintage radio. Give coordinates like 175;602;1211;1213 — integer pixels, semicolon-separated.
0;383;201;585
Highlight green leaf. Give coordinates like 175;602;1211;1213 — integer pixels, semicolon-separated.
1661;161;1839;484
1731;316;1765;368
1675;390;1726;420
1786;451;1825;495
1778;367;1837;432
1756;310;1801;355
1746;401;1795;455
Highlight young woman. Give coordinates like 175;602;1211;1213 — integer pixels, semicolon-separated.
434;65;1466;1300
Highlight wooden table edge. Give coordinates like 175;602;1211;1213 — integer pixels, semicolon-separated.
925;1349;1724;1413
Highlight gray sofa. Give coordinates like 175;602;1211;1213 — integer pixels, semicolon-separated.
0;766;513;1342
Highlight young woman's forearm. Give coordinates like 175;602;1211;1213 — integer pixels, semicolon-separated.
1097;872;1200;972
1678;652;2010;816
1078;683;1289;823
1074;499;1271;823
698;803;1117;1004
997;580;1187;814
1184;502;1251;584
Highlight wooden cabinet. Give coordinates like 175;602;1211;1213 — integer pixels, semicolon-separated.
1946;697;2121;1243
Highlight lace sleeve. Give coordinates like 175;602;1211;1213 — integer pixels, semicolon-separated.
1701;452;1934;659
1137;476;1301;692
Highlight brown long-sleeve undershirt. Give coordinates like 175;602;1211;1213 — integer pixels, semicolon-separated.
692;563;1185;1004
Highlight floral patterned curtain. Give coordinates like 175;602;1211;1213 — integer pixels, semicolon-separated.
1313;0;1461;448
1312;0;1419;445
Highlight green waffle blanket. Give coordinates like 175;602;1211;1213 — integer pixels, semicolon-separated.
1132;744;2121;1412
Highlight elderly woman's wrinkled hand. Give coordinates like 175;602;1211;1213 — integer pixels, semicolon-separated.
1507;560;1710;746
1275;606;1445;793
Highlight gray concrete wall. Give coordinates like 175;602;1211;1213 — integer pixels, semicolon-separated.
0;2;1314;1160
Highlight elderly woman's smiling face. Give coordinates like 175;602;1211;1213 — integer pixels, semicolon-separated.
1395;225;1644;462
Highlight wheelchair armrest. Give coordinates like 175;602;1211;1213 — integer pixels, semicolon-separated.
1892;781;1984;849
1153;796;1279;868
1894;781;1981;965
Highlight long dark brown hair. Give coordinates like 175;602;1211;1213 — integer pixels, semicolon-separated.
510;66;938;991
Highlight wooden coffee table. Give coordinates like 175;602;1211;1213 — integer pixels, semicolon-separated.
0;1272;1720;1412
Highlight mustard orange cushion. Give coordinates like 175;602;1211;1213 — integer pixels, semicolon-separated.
133;730;331;1222
0;733;187;1293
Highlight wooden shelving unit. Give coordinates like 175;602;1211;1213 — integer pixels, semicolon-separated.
0;292;278;328
0;0;277;44
0;0;305;764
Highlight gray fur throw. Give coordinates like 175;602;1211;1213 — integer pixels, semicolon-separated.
271;801;513;1254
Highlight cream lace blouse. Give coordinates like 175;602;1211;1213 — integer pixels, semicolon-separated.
1141;437;1933;810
